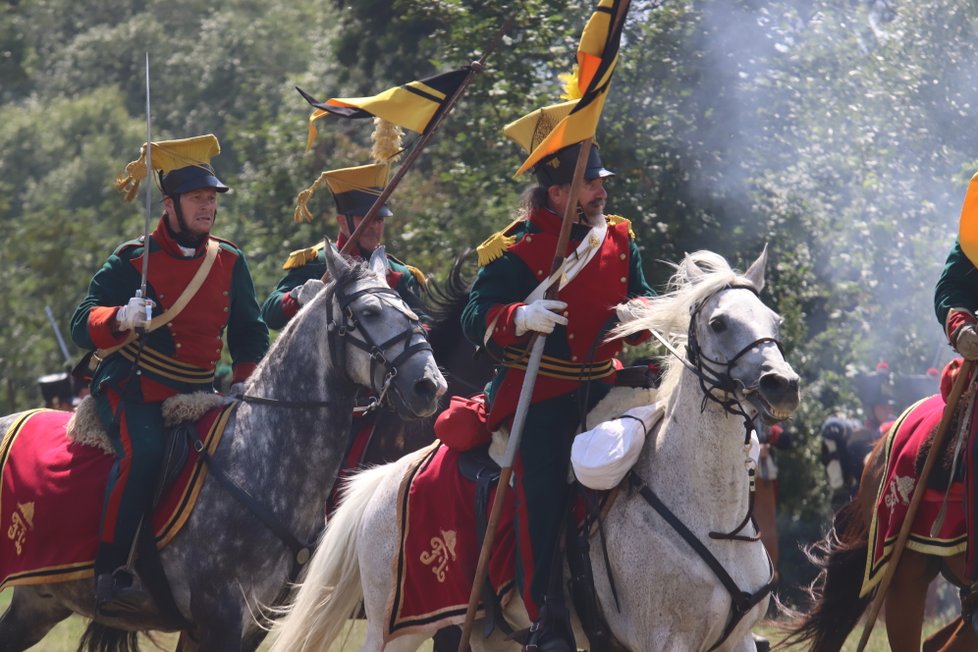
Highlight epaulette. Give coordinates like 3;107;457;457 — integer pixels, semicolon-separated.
283;241;325;270
606;214;636;240
388;254;428;288
113;237;145;256
477;218;523;267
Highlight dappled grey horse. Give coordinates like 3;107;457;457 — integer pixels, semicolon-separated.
268;248;801;652
0;243;446;652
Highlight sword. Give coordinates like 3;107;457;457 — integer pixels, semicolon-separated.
137;52;153;327
43;304;72;365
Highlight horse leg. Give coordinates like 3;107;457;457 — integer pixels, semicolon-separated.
884;549;941;652
0;586;72;651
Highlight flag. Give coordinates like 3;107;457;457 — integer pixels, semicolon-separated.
515;0;628;176
959;171;978;265
297;67;472;150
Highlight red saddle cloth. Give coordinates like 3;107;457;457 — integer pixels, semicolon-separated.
0;404;234;591
386;443;517;642
861;395;967;596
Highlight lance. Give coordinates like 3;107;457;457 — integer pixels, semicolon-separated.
137;52;153;328
856;358;975;650
457;138;595;650
330;16;515;265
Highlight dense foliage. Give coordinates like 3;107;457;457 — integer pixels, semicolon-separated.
3;0;977;601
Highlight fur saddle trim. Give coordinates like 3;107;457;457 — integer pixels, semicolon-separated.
66;392;233;455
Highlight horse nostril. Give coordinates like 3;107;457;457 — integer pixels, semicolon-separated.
759;373;786;395
414;377;439;401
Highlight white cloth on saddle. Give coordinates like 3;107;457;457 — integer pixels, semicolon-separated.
572;402;661;490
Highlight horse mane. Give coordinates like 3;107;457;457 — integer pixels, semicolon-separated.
423;249;474;358
611;250;760;398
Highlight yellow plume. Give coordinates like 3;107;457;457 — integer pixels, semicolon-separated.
559;66;583;101
371;118;404;163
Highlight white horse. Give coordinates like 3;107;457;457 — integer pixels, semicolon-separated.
268;248;801;652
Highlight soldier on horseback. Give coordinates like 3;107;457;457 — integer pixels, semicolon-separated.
70;135;269;614
461;103;655;651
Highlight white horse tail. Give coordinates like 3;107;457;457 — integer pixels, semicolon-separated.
269;463;390;652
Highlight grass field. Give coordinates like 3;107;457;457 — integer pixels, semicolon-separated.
0;588;919;652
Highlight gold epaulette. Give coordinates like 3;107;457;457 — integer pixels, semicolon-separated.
388;254;428;289
282;241;325;270
477;218;523;267
606;214;636;240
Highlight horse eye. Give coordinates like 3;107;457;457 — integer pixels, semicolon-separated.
709;317;726;333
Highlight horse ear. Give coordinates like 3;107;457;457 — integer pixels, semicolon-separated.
368;245;389;278
679;253;705;281
324;240;351;279
744;244;768;292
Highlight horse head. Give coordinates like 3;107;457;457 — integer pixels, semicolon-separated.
615;247;800;425
314;243;447;418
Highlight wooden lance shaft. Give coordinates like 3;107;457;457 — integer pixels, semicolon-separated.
856;358;975;651
457;139;594;651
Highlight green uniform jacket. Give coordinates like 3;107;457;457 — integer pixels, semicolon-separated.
935;238;978;329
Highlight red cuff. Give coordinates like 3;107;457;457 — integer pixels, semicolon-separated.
485;303;526;347
88;306;130;349
281;292;300;321
947;311;977;343
232;362;258;384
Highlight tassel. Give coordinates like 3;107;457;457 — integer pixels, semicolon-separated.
293;172;329;223
371;118;404;164
559;66;583;101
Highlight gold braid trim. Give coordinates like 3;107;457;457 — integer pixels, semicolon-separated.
477;218;523;267
283;241;325;270
606;214;635;240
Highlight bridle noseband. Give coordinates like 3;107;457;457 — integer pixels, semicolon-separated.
326;282;433;413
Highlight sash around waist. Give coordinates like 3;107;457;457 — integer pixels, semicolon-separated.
501;347;615;381
117;342;216;385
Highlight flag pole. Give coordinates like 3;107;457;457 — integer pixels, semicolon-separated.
332;16;516;262
457;138;593;651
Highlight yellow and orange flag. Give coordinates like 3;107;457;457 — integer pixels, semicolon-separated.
515;0;629;175
959;172;978;265
297;67;471;150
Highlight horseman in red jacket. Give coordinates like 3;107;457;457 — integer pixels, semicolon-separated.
71;135;269;613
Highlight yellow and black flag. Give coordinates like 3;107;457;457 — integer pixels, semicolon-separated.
297;67;471;150
959;172;978;265
516;0;628;175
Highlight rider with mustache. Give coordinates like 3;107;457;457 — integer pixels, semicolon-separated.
461;104;655;652
71;135;269;614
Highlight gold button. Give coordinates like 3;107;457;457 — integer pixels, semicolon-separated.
619;253;626;260
159;293;166;299
571;355;578;361
223;291;229;296
620;277;627;283
568;333;575;340
223;307;229;312
175;343;182;348
563;311;569;317
215;349;221;353
526;236;532;243
537;270;544;276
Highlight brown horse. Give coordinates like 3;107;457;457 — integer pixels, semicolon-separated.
784;395;977;652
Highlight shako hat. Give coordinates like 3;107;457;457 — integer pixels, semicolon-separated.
37;372;72;407
115;134;228;201
293;162;393;223
504;101;613;187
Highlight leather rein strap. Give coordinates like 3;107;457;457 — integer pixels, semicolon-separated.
626;471;776;651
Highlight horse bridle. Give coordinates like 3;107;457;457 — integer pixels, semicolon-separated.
326;281;433;413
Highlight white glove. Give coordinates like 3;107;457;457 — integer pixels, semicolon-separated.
956;324;978;360
291;279;326;306
514;299;568;336
229;382;246;397
116;296;155;331
615;298;647;324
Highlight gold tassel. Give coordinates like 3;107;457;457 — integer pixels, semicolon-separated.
371;118;404;164
293;172;330;223
606;214;635;239
559;66;583;101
